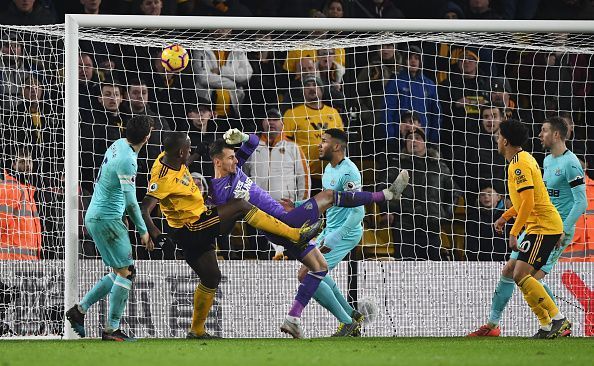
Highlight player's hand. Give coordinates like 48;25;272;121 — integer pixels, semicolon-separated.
234;189;250;201
223;128;249;145
509;234;518;251
279;198;295;212
140;232;154;252
554;233;563;249
155;233;174;248
493;216;507;234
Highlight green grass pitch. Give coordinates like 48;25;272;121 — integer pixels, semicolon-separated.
1;337;593;366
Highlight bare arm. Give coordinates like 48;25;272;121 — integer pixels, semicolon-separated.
140;195;162;240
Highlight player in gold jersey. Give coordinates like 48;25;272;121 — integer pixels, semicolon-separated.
493;119;571;338
140;132;322;339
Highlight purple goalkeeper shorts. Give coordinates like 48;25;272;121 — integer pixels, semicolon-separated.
265;198;320;261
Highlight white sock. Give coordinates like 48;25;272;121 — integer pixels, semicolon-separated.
541;323;552;331
552;312;564;321
286;315;300;324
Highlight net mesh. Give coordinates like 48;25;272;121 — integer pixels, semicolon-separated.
0;22;593;338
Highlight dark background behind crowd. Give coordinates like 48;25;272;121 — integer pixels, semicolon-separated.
0;0;593;263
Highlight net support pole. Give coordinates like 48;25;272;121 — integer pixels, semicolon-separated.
63;14;80;340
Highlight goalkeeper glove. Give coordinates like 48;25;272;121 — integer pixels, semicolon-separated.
155;234;174;248
223;128;249;145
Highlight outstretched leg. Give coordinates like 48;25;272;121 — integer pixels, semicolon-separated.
313;169;409;214
217;198;321;245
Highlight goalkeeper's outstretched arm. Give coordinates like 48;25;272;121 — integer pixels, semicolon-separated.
223;129;260;167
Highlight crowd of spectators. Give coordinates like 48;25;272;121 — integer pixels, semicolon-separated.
3;0;594;24
0;0;593;263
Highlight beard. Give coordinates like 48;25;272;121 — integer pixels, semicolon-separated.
319;151;332;161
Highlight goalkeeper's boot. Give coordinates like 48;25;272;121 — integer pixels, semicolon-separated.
546;318;571;339
101;329;136;342
331;320;360;337
66;305;86;338
296;219;324;247
531;328;549;339
186;331;222;339
467;324;500;337
383;169;410;201
280;318;304;339
350;310;364;337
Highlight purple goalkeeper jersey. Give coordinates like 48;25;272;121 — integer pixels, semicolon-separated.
210;134;287;219
210;134;320;261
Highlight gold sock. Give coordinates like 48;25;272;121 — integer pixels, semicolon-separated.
244;207;300;242
518;275;559;326
190;283;216;336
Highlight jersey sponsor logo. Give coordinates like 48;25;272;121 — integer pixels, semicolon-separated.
233;176;253;200
518;239;531;253
174;173;192;187
149;183;158;192
515;174;527;184
304;202;313;210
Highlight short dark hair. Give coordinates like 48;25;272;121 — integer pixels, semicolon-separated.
404;127;426;141
400;111;421;124
126;115;154;144
163;131;189;154
324;128;348;149
543;116;568;141
99;78;122;93
499;119;528;147
480;103;502;116
127;77;148;88
209;139;234;159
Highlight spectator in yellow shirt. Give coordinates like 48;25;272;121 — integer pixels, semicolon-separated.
283;75;344;192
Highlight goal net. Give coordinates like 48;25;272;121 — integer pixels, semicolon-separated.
0;17;593;339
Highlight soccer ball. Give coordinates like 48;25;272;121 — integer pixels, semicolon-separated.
161;44;189;73
357;298;378;324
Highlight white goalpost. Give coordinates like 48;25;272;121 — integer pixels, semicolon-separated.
0;16;592;339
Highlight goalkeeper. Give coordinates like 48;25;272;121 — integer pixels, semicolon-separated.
210;128;409;338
